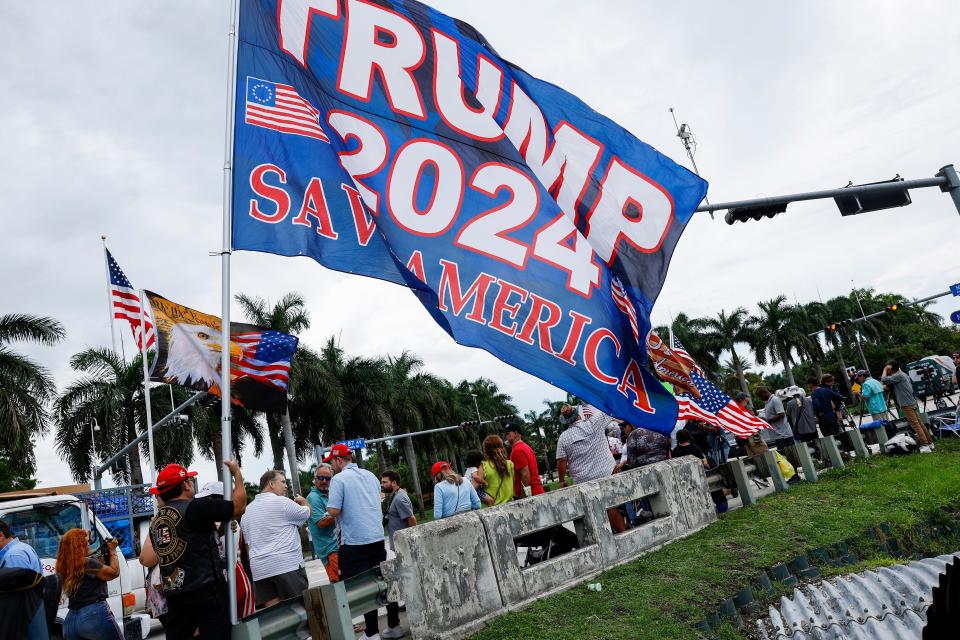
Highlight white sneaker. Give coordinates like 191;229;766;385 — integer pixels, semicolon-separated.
381;626;407;639
919;445;933;453
358;634;380;640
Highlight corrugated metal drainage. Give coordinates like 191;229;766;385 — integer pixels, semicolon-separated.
756;553;958;640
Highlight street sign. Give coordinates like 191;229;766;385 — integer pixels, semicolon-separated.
950;283;960;297
339;438;366;450
951;310;960;324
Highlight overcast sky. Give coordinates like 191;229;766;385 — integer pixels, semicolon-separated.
3;1;958;489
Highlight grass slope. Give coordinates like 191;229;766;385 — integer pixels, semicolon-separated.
472;440;960;640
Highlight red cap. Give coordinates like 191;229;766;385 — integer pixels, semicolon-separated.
431;461;450;477
323;443;353;462
148;464;198;495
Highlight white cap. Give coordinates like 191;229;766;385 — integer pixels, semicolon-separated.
196;481;224;498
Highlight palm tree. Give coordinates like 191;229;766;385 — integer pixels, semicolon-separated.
0;314;65;477
691;308;755;394
54;348;150;484
234;292;314;479
750;296;802;387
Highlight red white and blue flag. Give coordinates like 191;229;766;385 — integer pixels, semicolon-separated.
106;249;155;350
671;336;768;437
232;330;296;391
245;77;328;141
231;0;709;434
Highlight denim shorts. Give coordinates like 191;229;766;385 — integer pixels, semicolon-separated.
63;600;122;640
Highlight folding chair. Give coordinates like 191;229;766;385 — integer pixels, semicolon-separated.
929;414;960;439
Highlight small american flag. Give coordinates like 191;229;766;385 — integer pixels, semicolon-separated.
245;77;329;141
232;330;298;391
107;249;155;350
671;335;768;437
610;276;640;344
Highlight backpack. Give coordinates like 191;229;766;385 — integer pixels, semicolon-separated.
884;432;918;455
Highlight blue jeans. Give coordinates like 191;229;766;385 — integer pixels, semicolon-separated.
63;601;122;640
25;604;48;640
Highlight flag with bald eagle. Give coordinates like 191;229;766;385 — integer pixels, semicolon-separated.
143;291;298;413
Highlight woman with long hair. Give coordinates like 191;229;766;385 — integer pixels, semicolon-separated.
56;528;122;640
477;435;515;506
432;461;481;519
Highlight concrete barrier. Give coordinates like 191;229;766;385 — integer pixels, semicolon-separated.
387;511;504;640
384;457;716;639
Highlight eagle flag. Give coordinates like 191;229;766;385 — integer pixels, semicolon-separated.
144;291;298;414
230;0;708;434
667;335;768;437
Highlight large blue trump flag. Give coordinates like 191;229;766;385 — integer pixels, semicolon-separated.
231;0;708;433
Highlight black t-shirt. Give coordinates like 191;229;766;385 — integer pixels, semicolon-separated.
672;443;705;460
68;557;108;610
183;496;235;532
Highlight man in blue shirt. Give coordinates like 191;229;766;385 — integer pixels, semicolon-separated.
812;374;846;437
306;463;340;583
325;444;404;639
0;518;48;640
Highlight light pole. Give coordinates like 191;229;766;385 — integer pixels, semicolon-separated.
850;281;872;375
89;418;100;482
470;393;483;448
470;393;482;423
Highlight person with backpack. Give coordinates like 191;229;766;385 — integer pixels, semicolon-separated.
882;360;934;450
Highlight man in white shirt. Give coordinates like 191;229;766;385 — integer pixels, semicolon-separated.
240;469;310;608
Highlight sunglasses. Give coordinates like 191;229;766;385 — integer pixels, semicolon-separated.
315;476;331;481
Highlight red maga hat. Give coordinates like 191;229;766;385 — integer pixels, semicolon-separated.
431;461;450;477
148;463;198;495
322;443;353;462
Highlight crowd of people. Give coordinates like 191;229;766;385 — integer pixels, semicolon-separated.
2;354;955;640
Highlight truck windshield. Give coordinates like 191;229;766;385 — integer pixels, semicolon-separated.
1;502;102;559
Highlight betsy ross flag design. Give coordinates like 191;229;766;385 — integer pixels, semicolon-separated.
107;249;155;349
245;77;328;141
671;335;768;437
232;331;297;391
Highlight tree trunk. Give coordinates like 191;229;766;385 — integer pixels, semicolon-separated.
128;419;144;487
281;409;301;496
731;345;749;395
402;436;425;514
779;342;796;387
836;348;853;397
266;415;285;471
812;362;823;383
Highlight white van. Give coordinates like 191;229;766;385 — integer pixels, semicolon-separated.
0;494;151;638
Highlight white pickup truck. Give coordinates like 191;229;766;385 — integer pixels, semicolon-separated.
0;494;152;638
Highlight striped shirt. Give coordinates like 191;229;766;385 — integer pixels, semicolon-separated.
239;492;310;581
555;404;616;483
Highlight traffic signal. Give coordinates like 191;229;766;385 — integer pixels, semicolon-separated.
886;304;899;313
835;176;912;216
825;323;839;332
724;202;788;225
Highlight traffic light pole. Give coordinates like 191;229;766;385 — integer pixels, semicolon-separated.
697;164;960;219
808;288;956;338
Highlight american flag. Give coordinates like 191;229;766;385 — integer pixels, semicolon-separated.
610;276;640;344
232;330;298;391
671;336;768;437
244;76;329;141
107;249;155;350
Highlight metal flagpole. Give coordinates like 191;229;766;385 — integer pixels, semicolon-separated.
220;0;241;625
137;290;158;512
101;237;117;353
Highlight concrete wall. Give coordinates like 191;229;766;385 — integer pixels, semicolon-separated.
384;456;717;640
